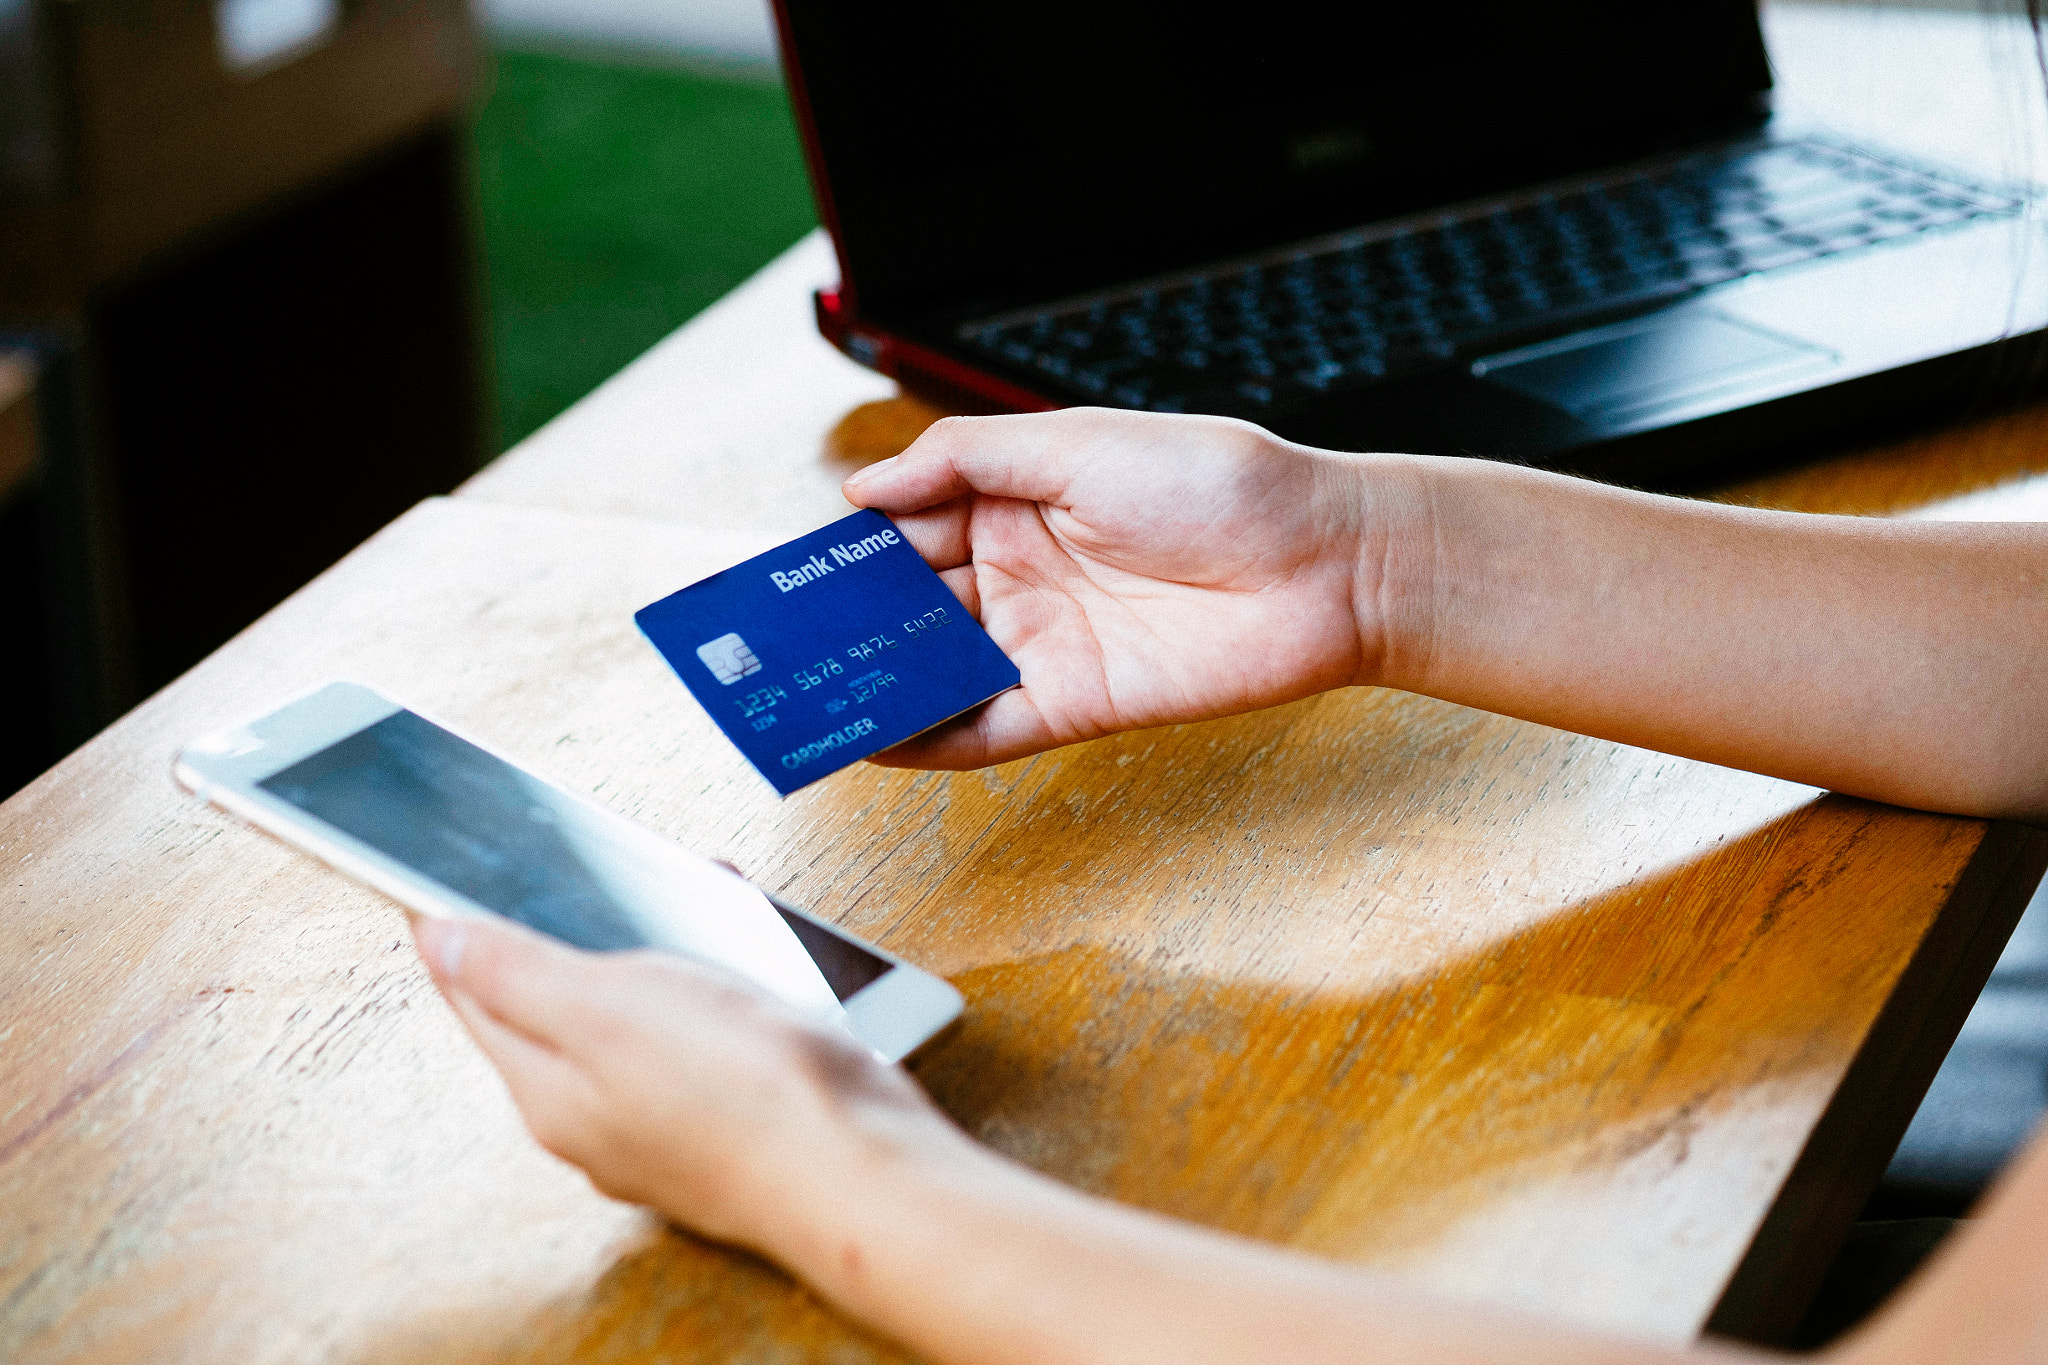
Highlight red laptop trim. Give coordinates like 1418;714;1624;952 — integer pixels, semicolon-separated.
813;288;1058;414
774;1;1058;415
768;0;856;311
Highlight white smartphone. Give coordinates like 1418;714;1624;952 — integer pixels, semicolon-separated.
175;681;963;1061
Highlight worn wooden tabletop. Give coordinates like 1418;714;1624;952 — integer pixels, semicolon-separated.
8;4;2048;1362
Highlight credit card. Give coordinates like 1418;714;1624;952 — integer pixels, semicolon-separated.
636;510;1021;796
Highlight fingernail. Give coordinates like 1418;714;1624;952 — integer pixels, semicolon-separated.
420;918;467;978
845;455;897;488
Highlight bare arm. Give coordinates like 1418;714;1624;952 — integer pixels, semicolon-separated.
415;916;1734;1365
1377;459;2048;823
406;412;2048;1361
844;409;2048;822
782;1105;1743;1365
1845;1126;2048;1365
811;1112;2048;1365
415;914;2048;1365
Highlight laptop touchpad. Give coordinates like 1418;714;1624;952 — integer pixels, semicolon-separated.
1472;312;1837;427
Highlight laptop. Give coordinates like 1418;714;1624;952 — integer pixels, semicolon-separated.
771;2;2047;487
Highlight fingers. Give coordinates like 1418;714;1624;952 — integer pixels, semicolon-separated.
414;913;604;1050
444;987;594;1130
888;498;974;571
414;917;610;1161
842;411;1095;514
938;565;982;619
867;689;1061;770
416;914;790;1061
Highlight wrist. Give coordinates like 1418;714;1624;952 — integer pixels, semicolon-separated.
772;1104;1111;1364
1322;449;1452;694
756;1076;1004;1307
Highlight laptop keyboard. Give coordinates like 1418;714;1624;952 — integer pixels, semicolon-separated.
959;139;2022;417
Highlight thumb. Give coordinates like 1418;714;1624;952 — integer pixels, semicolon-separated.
843;411;1094;512
414;913;603;1048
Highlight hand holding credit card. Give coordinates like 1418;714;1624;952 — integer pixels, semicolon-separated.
637;510;1021;795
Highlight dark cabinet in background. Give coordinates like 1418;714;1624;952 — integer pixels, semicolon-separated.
0;0;488;797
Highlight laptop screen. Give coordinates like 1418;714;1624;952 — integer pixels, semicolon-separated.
779;3;1771;324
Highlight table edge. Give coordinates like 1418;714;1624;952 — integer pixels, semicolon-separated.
1705;816;2048;1344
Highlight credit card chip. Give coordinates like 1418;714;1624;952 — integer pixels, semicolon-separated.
697;632;763;684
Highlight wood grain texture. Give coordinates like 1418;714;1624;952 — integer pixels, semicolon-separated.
8;4;2048;1360
0;491;2033;1363
455;231;928;540
1720;398;2048;519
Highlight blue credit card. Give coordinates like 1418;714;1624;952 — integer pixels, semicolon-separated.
636;510;1021;796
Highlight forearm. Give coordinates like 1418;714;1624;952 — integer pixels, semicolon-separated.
774;1125;1734;1365
1365;456;2048;823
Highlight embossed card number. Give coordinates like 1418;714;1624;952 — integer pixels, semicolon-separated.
636;510;1022;796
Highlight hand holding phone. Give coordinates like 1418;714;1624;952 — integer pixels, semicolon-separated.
177;682;962;1061
407;908;970;1260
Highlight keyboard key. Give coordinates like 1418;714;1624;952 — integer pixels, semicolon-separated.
961;138;2015;419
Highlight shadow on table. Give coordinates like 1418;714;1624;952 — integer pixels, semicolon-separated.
497;1223;908;1365
441;794;2004;1359
911;799;1908;1262
821;397;950;475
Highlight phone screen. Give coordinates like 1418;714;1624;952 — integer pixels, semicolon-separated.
257;709;890;1002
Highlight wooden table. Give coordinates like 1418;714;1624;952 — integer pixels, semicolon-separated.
7;5;2048;1361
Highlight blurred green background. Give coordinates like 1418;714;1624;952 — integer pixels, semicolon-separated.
472;45;819;450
